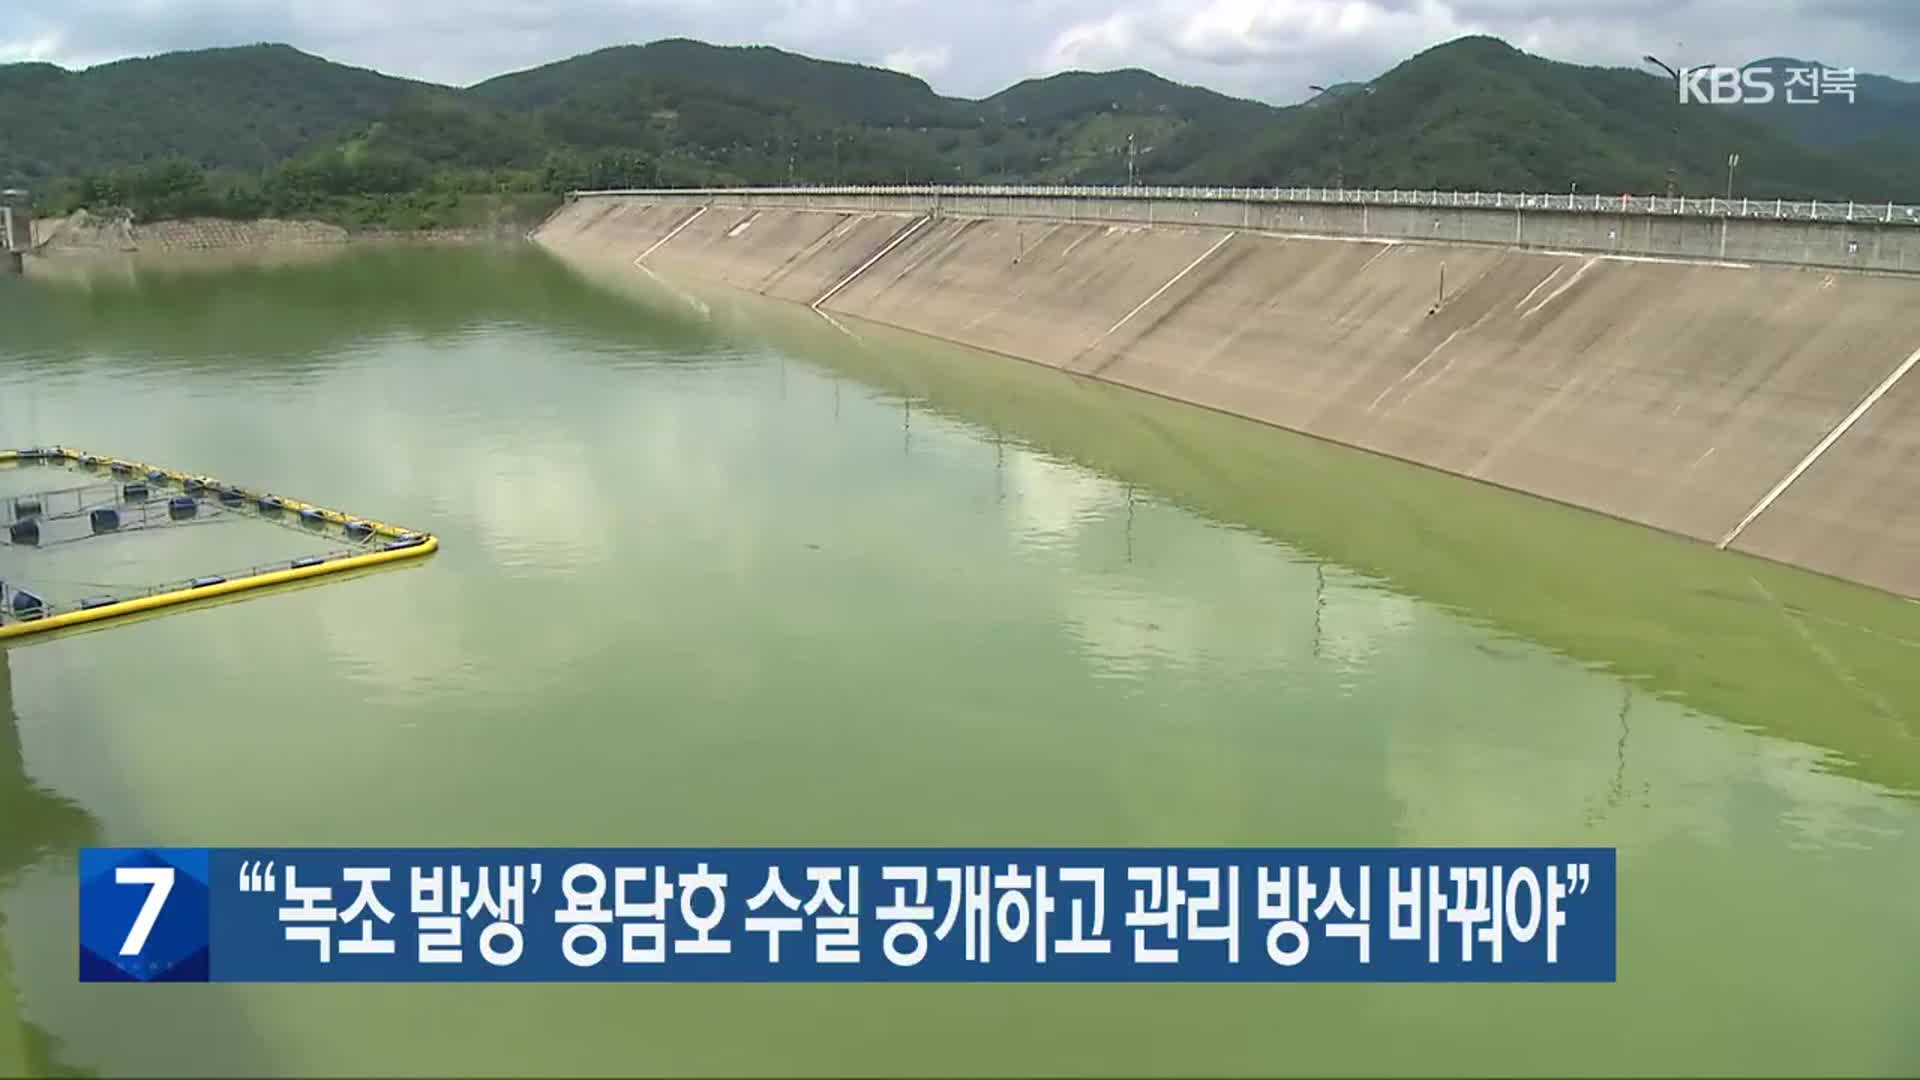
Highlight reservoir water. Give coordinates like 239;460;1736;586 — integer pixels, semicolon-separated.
1;247;1917;1076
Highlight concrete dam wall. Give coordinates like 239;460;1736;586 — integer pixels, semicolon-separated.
533;190;1920;599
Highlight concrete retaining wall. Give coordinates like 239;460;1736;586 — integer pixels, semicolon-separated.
534;193;1920;598
643;205;925;304
578;189;1920;275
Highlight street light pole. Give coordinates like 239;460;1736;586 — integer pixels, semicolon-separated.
1308;84;1342;189
998;104;1009;182
1726;152;1740;201
1308;83;1374;192
1643;54;1683;84
1127;132;1136;186
1645;55;1685;199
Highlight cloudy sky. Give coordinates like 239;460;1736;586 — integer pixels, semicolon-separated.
3;0;1917;104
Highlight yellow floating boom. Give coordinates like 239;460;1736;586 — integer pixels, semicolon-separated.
0;446;438;640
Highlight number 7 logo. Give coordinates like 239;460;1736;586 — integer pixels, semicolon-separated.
116;865;176;956
79;849;210;982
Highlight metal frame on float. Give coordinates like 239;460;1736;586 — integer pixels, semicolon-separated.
0;446;438;641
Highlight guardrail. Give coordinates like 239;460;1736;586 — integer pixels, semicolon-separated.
577;184;1920;225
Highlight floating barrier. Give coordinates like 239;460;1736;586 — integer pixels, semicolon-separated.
0;446;439;641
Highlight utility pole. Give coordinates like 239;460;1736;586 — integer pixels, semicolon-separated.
998;104;1009;182
1726;152;1740;202
1127;132;1136;186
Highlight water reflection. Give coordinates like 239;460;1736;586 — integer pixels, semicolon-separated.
0;249;1911;1076
612;272;1919;799
1;650;97;1078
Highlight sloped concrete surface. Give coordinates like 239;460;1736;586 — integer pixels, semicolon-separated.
535;196;1920;598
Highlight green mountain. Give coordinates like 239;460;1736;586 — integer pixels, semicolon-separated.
982;68;1274;127
341;75;954;187
461;44;1283;184
1730;57;1920;154
1156;37;1911;200
6;33;1918;227
470;38;955;127
961;69;1280;182
0;43;427;185
366;48;1287;187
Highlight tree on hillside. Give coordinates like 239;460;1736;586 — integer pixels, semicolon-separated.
540;150;659;193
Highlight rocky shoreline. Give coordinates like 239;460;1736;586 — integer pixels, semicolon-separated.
27;209;530;259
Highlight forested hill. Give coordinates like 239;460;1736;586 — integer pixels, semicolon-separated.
469;39;956;126
1165;37;1916;199
4;35;1917;230
0;44;428;183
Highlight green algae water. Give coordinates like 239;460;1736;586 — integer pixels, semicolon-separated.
1;246;1917;1077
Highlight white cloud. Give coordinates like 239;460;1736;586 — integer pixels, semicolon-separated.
1169;0;1477;66
0;33;64;63
1042;12;1142;71
1005;450;1124;542
882;44;951;78
1;0;1916;102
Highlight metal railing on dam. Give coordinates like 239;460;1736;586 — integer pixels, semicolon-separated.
571;184;1920;275
576;184;1920;226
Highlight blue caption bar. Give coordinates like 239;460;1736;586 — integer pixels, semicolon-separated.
78;847;1615;982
